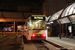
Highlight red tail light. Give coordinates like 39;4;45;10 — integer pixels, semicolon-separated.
42;34;46;37
32;33;36;37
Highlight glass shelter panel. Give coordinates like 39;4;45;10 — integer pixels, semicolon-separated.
65;4;72;17
61;3;75;17
59;17;70;24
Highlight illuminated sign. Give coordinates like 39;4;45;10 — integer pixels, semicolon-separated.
31;17;45;20
34;17;43;19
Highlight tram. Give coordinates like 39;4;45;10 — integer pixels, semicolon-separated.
26;15;47;40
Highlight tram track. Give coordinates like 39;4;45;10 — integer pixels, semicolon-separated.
0;35;24;50
0;35;23;46
32;40;69;50
32;40;49;50
0;34;16;46
0;34;13;42
43;40;68;50
0;33;10;39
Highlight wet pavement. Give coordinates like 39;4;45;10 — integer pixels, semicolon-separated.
47;37;75;50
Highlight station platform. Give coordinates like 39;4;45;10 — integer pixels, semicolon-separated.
46;37;75;50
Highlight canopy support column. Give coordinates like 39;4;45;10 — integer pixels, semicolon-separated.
57;20;61;39
14;22;15;32
66;23;68;37
59;24;61;39
62;24;64;37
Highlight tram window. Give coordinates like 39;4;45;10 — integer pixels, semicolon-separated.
28;20;46;30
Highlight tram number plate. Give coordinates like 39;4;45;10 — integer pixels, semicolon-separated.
37;34;41;36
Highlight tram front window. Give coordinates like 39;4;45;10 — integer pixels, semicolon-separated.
28;20;46;30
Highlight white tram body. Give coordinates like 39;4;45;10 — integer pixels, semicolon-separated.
26;15;47;40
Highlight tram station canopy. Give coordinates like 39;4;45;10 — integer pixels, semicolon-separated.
49;9;63;22
61;3;75;18
49;3;75;24
59;3;75;24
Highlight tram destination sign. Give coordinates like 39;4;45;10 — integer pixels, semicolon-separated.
34;17;43;19
31;16;45;20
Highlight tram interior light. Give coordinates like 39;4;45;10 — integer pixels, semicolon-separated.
30;23;32;26
35;20;42;24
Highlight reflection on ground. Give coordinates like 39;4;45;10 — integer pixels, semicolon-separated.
0;32;24;50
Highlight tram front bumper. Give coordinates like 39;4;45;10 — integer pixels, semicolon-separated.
31;36;46;40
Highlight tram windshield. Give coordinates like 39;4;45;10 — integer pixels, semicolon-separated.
28;20;46;30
